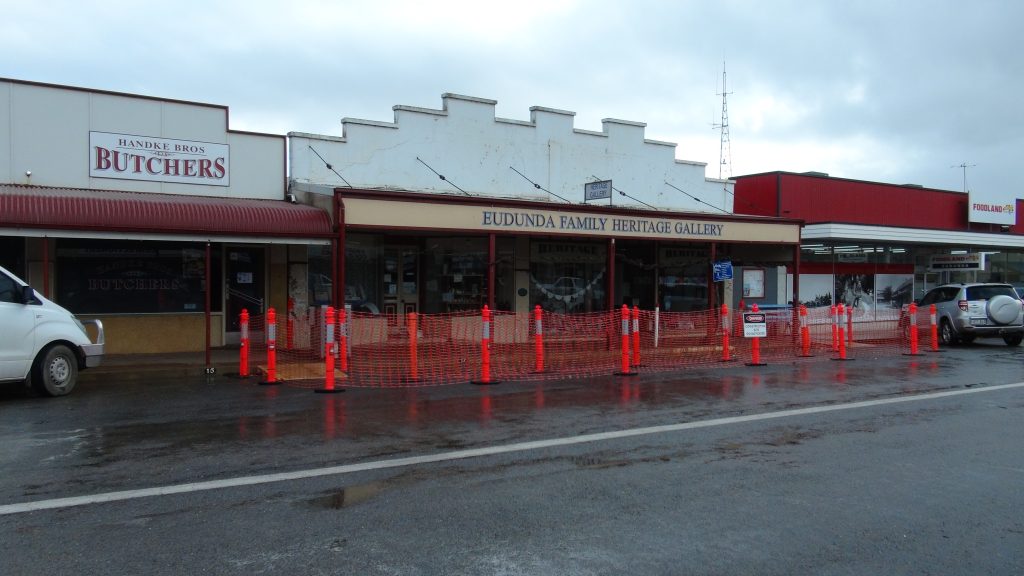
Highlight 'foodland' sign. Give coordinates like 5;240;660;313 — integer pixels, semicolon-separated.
968;190;1015;225
89;131;230;186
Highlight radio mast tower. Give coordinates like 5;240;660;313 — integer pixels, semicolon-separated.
712;63;733;180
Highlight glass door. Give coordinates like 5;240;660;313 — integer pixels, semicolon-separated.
381;246;419;324
225;246;265;345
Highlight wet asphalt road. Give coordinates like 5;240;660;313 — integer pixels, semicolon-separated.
1;344;1022;575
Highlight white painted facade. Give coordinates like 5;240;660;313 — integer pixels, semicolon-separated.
0;79;284;199
289;93;733;212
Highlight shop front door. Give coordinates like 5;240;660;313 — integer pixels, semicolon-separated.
225;246;265;345
382;246;418;322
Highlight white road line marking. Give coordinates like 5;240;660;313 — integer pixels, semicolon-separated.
3;381;1022;516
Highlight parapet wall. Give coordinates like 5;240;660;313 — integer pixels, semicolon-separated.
290;93;732;213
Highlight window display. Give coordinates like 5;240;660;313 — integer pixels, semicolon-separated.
530;241;606;312
422;237;488;313
56;239;221;314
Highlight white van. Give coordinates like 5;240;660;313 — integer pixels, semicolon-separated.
0;265;104;396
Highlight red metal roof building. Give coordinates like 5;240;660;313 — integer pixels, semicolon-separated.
734;171;1024;307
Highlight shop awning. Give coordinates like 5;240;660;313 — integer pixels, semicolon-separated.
0;184;333;240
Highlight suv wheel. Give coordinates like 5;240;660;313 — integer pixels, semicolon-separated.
939;319;958;345
1003;334;1023;346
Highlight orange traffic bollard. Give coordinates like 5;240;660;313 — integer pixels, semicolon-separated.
929;303;940;352
325;307;335;389
720;304;731;362
834;303;851;361
481;307;490;383
239;308;250;377
631;305;641;367
904;302;922;356
472;306;498;384
315;306;343;393
260;307;279;385
616;304;637;375
534;305;544;373
747;303;766;366
799;304;811;357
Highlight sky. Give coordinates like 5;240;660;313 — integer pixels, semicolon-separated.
2;0;1020;199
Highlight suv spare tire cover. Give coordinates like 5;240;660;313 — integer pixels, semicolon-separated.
987;294;1019;325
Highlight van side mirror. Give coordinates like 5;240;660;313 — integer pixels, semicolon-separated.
20;285;36;304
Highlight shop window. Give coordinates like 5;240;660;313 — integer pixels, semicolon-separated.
495;237;515;311
658;244;709;312
996;252;1024;292
617;241;656;309
530;240;606;313
308;244;332;307
344;235;381;313
422;237;488;314
0;236;25;278
800;244;833;263
55;239;222;314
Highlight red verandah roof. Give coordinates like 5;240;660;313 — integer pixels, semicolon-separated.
0;185;332;238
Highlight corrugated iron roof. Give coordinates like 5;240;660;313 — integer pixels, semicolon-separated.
0;185;332;238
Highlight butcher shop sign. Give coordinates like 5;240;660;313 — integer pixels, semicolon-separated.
90;131;230;186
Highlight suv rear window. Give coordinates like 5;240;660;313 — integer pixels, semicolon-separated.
965;285;1018;300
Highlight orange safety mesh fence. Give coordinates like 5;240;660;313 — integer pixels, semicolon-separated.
242;308;336;385
239;304;917;388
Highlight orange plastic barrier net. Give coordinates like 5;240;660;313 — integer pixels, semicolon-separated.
239;304;917;388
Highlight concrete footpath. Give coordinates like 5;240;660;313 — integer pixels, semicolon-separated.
79;348;241;382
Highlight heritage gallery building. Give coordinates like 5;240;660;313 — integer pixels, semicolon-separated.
288;93;801;324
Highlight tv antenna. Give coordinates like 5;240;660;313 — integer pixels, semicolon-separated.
951;162;976;193
712;62;733;180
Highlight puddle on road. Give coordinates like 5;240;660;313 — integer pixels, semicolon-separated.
311;481;386;509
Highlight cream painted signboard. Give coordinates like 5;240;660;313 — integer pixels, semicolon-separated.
344;198;801;243
89;131;230;186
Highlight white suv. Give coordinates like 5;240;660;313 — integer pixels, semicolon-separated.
909;283;1024;346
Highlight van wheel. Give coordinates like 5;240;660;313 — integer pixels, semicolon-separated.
31;345;78;397
1004;334;1023;346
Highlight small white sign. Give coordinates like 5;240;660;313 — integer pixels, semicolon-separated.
584;180;612;201
743;312;767;337
90;131;230;186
